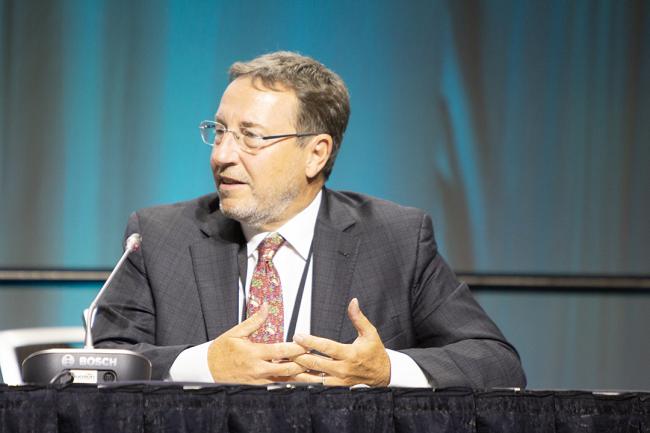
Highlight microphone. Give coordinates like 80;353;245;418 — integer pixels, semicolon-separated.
21;233;152;385
83;233;142;348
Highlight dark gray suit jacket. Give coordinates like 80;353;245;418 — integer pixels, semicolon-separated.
94;188;526;388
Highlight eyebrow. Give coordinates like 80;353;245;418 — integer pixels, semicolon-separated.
213;116;264;130
240;120;264;129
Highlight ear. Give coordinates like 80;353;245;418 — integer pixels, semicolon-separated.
305;134;333;179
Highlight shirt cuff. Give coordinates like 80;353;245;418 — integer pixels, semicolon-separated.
386;349;431;388
167;341;214;382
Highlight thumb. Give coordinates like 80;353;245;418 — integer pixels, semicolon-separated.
228;303;269;338
347;298;375;338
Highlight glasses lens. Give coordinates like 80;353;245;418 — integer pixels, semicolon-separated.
199;121;267;153
199;121;215;146
241;136;258;150
239;130;266;151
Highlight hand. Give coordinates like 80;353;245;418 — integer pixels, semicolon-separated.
291;298;391;387
207;304;308;384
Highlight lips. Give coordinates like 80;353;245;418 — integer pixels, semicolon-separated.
220;177;243;185
217;174;248;187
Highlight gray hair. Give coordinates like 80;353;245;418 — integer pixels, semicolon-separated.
229;51;350;180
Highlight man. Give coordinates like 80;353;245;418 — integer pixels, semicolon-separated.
94;51;526;388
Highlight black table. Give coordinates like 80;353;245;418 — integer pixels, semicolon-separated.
1;384;648;432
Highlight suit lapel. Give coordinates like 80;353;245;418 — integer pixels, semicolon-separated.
188;190;361;343
190;209;244;340
310;190;360;343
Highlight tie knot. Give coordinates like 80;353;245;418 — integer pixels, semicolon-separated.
258;233;285;261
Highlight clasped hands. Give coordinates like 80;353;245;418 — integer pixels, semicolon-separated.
207;298;390;387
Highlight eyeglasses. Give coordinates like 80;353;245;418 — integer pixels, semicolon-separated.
199;120;321;155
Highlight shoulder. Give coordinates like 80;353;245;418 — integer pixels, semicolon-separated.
135;193;217;221
323;189;439;277
128;193;219;241
325;189;429;230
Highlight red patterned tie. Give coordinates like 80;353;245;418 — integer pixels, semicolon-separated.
247;233;285;343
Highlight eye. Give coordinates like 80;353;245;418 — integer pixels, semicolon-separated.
241;128;262;139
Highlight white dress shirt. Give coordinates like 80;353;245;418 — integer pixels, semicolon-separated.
169;191;430;387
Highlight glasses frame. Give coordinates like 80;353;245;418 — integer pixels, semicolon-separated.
199;120;322;154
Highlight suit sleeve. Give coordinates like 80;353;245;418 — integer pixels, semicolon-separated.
93;212;193;379
398;214;527;389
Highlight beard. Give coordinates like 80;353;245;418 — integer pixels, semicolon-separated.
219;180;302;229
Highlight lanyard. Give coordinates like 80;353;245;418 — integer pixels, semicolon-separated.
239;243;314;342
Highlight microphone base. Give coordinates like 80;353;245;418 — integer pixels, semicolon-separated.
22;348;152;384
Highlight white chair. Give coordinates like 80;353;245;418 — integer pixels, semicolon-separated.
0;327;84;385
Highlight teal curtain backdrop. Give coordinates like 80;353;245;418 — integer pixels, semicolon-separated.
1;0;648;273
1;0;649;389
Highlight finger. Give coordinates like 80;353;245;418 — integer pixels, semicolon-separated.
347;298;376;338
292;372;347;387
267;376;299;383
260;361;306;377
256;342;308;360
293;353;342;376
292;372;324;383
292;333;347;359
228;303;269;338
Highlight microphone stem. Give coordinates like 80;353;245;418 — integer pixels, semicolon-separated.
84;245;136;349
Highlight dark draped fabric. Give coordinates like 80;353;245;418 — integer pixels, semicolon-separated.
0;385;647;433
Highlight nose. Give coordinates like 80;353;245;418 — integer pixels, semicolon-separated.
210;131;240;166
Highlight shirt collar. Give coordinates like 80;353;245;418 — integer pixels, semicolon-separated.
242;190;322;260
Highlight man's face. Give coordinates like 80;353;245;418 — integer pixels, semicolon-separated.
210;76;313;229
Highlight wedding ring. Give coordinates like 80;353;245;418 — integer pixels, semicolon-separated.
320;372;326;386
